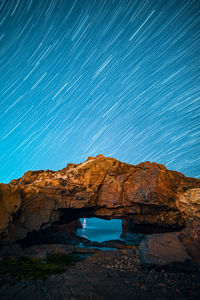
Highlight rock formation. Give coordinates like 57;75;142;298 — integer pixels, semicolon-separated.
0;154;200;245
179;220;200;265
139;231;198;271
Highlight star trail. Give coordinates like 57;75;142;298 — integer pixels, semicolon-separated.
0;0;200;182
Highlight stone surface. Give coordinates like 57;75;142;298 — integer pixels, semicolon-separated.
179;220;200;265
54;219;82;235
121;218;178;235
176;188;200;219
1;249;200;300
22;244;75;259
0;243;75;260
0;183;21;242
139;232;197;271
0;243;23;258
0;155;200;244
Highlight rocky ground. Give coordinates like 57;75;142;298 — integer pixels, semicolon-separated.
0;246;200;300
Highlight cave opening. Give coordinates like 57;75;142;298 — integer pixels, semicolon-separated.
20;207;183;248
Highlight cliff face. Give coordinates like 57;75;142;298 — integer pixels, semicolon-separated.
0;154;200;245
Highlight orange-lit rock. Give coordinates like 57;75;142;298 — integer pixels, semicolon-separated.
0;183;21;242
0;155;200;244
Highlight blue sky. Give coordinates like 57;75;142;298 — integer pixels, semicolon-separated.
0;0;200;182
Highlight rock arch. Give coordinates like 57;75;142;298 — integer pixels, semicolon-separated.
0;155;200;245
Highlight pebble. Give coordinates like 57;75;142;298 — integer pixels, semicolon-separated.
101;252;141;272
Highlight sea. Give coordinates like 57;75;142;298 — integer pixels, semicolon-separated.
77;217;122;242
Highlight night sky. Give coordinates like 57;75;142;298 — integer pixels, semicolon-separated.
0;0;200;183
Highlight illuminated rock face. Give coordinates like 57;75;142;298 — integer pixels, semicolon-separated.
0;154;200;245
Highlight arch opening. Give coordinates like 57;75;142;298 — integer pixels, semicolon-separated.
20;207;183;248
77;218;122;242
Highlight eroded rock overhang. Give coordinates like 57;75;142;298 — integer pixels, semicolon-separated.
0;154;200;245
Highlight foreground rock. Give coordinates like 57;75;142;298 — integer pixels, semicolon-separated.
0;243;75;259
1;249;200;300
139;231;198;271
179;220;200;265
0;155;200;244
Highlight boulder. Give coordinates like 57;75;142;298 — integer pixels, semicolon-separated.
179;220;200;265
139;232;197;271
